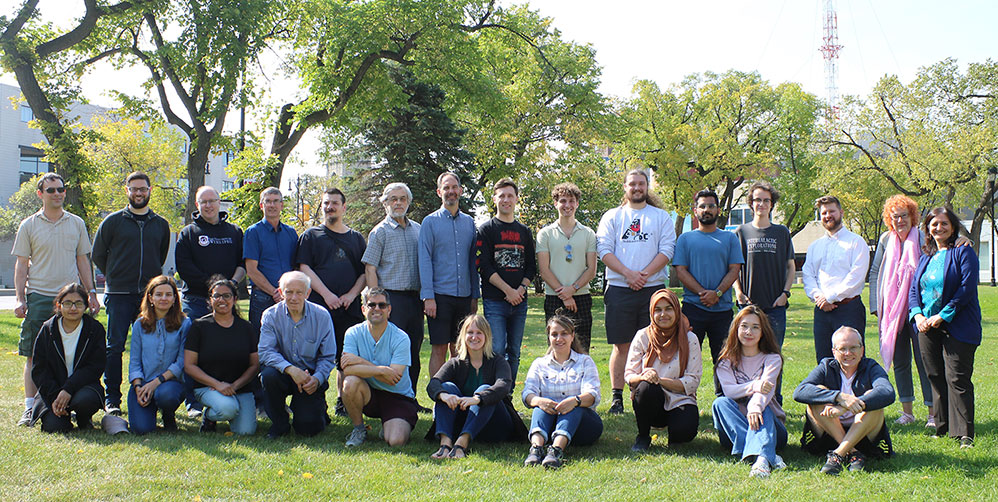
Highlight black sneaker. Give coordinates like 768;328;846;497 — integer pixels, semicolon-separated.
105;403;122;416
607;399;624;415
524;445;544;466
846;451;866;472
416;402;432;414
335;397;348;417
542;445;565;469
16;407;33;427
75;413;94;431
959;436;974;448
820;451;846;475
200;417;217;433
162;412;177;431
631;434;652;452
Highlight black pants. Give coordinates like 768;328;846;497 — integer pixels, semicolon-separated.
386;290;425;394
813;298;866;362
544;294;593;353
260;366;329;437
631;381;698;444
682;303;733;365
918;327;977;438
39;383;103;433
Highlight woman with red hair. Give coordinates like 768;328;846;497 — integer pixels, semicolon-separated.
624;288;702;451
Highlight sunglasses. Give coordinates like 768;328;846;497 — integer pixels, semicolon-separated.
564;243;573;262
43;186;66;194
365;302;389;309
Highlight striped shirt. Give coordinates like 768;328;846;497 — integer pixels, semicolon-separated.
521;350;601;406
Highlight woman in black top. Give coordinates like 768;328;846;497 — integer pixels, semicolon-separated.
184;277;260;435
30;283;106;432
426;314;526;458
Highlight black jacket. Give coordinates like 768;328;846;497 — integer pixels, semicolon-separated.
175;211;244;296
92;208;171;294
424;355;527;442
792;356;896;411
31;315;107;407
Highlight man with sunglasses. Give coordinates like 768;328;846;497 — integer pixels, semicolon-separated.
477;178;535;383
92;171;171;416
340;287;417;447
12;173;99;426
536;182;597;352
673;188;744;365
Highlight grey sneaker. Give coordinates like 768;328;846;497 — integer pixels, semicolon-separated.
541;445;565;469
523;445;544;466
772;454;787;471
345;426;367;447
607;399;625;415
16;408;32;426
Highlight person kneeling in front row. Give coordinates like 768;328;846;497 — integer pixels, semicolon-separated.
793;326;895;474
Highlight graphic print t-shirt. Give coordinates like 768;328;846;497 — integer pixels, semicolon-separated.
477;218;536;300
596;205;676;288
734;223;794;307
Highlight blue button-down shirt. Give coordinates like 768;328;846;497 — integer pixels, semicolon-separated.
128;317;192;383
418;207;480;299
243;218;298;289
258;300;337;385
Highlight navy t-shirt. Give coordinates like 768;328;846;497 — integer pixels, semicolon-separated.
185;316;258;393
295;226;366;315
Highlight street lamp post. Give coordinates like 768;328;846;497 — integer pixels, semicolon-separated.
989;167;997;287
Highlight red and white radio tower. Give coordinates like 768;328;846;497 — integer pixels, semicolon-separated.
819;0;843;118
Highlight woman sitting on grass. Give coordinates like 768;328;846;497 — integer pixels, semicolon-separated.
184;277;260;435
624;288;701;452
128;275;190;434
521;312;602;469
426;314;526;459
712;305;787;478
30;283;106;432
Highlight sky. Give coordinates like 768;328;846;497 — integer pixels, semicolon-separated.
2;0;995;183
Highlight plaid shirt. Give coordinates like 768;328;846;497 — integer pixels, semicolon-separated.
361;216;420;291
521;350;601;407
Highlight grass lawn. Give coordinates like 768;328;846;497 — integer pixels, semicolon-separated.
0;285;995;501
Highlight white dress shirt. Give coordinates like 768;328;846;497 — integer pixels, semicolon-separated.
802;227;870;303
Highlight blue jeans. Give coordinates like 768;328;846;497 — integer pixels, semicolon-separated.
529;406;603;446
682;303;734;365
103;293;142;407
194;387;258;435
712;396;787;465
813;299;866;362
249;289;276;335
181;294;212;412
483;299;528;381
127;380;183;435
434;382;512;442
893;321;933;406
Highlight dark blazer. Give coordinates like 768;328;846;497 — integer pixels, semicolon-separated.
908;245;982;345
792;356;896;412
31;315;107;407
424;355;527;441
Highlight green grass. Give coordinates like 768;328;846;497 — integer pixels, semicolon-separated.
1;285;996;501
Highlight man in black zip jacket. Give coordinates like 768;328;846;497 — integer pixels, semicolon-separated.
92;172;171;415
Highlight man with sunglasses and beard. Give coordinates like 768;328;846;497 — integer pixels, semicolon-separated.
536;182;597;353
12;173;99;426
92;171;171;416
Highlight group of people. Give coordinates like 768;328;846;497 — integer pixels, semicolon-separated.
12;168;981;474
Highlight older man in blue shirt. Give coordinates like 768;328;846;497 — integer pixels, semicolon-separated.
259;271;336;439
418;172;480;378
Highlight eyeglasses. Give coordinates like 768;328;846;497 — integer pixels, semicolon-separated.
697;203;718;210
43;186;66;194
210;293;234;300
365;302;389;309
198;198;220;205
60;300;86;309
564;244;573;262
833;345;863;354
890;213;910;221
127;186;150;193
751;198;772;205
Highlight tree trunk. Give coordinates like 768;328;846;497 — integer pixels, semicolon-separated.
183;137;211;224
669;213;685;288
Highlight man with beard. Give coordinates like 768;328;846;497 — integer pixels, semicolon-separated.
92;171;172;415
296;188;367;416
596;169;676;414
362;182;428;412
12;173;99;426
803;195;870;362
419;173;480;379
672;189;744;364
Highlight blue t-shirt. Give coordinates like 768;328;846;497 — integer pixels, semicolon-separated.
243;219;298;289
343;321;413;398
672;229;744;312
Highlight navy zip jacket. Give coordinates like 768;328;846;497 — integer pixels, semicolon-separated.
175;211;244;297
792;356;895;411
31;315;107;407
908;245;982;345
92;208;171;294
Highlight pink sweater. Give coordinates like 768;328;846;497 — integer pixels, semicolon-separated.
716;352;785;422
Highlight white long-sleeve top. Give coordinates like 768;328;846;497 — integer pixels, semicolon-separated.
624;329;701;411
802;227;870;304
716;352;785;421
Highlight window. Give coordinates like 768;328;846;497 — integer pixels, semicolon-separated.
19;154;49;185
728;206;752;227
224;151;236;165
20;106;33;122
222;180;235;192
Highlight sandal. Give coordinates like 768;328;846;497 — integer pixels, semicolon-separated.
431;444;453;459
449;444;468;459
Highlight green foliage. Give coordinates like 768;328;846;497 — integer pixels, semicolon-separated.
78;116;187;231
222;147;282;230
0;175;44;240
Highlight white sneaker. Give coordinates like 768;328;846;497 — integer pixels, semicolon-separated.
345;426;367;447
16;408;33;427
926;414;937;428
749;456;771;478
772;454;787;471
894;412;916;425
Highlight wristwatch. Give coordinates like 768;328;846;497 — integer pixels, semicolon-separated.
574;395;582;406
783;290;792;298
88;289;97;294
715;289;723;297
157;374;167;384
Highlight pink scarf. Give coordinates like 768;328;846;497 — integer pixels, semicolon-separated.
877;229;921;369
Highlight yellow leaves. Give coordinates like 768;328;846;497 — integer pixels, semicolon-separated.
302;472;313;479
224;431;234;437
651;434;659;441
277;470;284;476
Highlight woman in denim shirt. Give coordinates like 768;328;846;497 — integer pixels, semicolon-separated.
128;275;190;434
